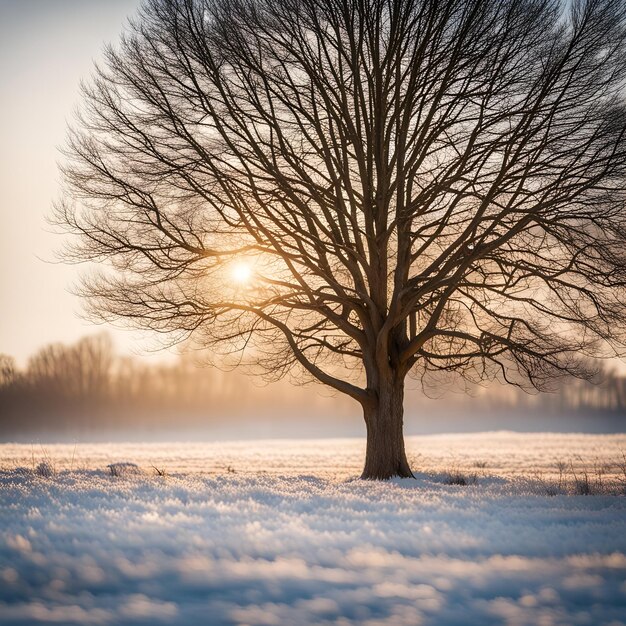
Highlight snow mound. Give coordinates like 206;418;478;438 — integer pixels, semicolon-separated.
107;462;142;477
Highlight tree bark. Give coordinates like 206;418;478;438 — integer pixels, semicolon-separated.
361;375;414;480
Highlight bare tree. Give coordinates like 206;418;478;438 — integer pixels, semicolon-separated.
27;334;113;400
57;0;626;478
0;355;16;388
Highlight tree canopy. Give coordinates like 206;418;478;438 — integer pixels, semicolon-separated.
58;0;626;477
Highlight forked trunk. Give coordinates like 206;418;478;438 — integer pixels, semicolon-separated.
361;375;413;480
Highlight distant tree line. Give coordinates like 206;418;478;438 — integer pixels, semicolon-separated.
0;334;355;437
482;370;626;414
0;334;625;438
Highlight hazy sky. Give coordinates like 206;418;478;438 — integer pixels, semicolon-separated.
0;0;142;365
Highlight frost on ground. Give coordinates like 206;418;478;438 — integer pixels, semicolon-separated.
1;433;626;626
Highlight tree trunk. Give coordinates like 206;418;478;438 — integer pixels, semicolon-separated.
361;375;414;480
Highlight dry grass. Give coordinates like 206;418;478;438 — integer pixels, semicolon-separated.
530;455;626;496
444;467;479;486
12;442;626;495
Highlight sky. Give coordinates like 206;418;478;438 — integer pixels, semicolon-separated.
0;0;142;366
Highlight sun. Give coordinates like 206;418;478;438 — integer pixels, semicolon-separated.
231;262;252;284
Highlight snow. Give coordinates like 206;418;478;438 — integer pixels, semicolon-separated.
1;433;625;625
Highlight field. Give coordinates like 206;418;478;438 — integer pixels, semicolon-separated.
1;432;626;625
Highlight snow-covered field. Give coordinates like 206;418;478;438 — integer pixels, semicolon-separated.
1;432;626;625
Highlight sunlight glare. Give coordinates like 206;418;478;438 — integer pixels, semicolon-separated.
232;262;252;284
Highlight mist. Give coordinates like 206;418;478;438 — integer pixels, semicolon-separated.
1;333;624;442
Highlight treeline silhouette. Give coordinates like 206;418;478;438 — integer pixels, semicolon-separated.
0;334;355;438
1;334;625;438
